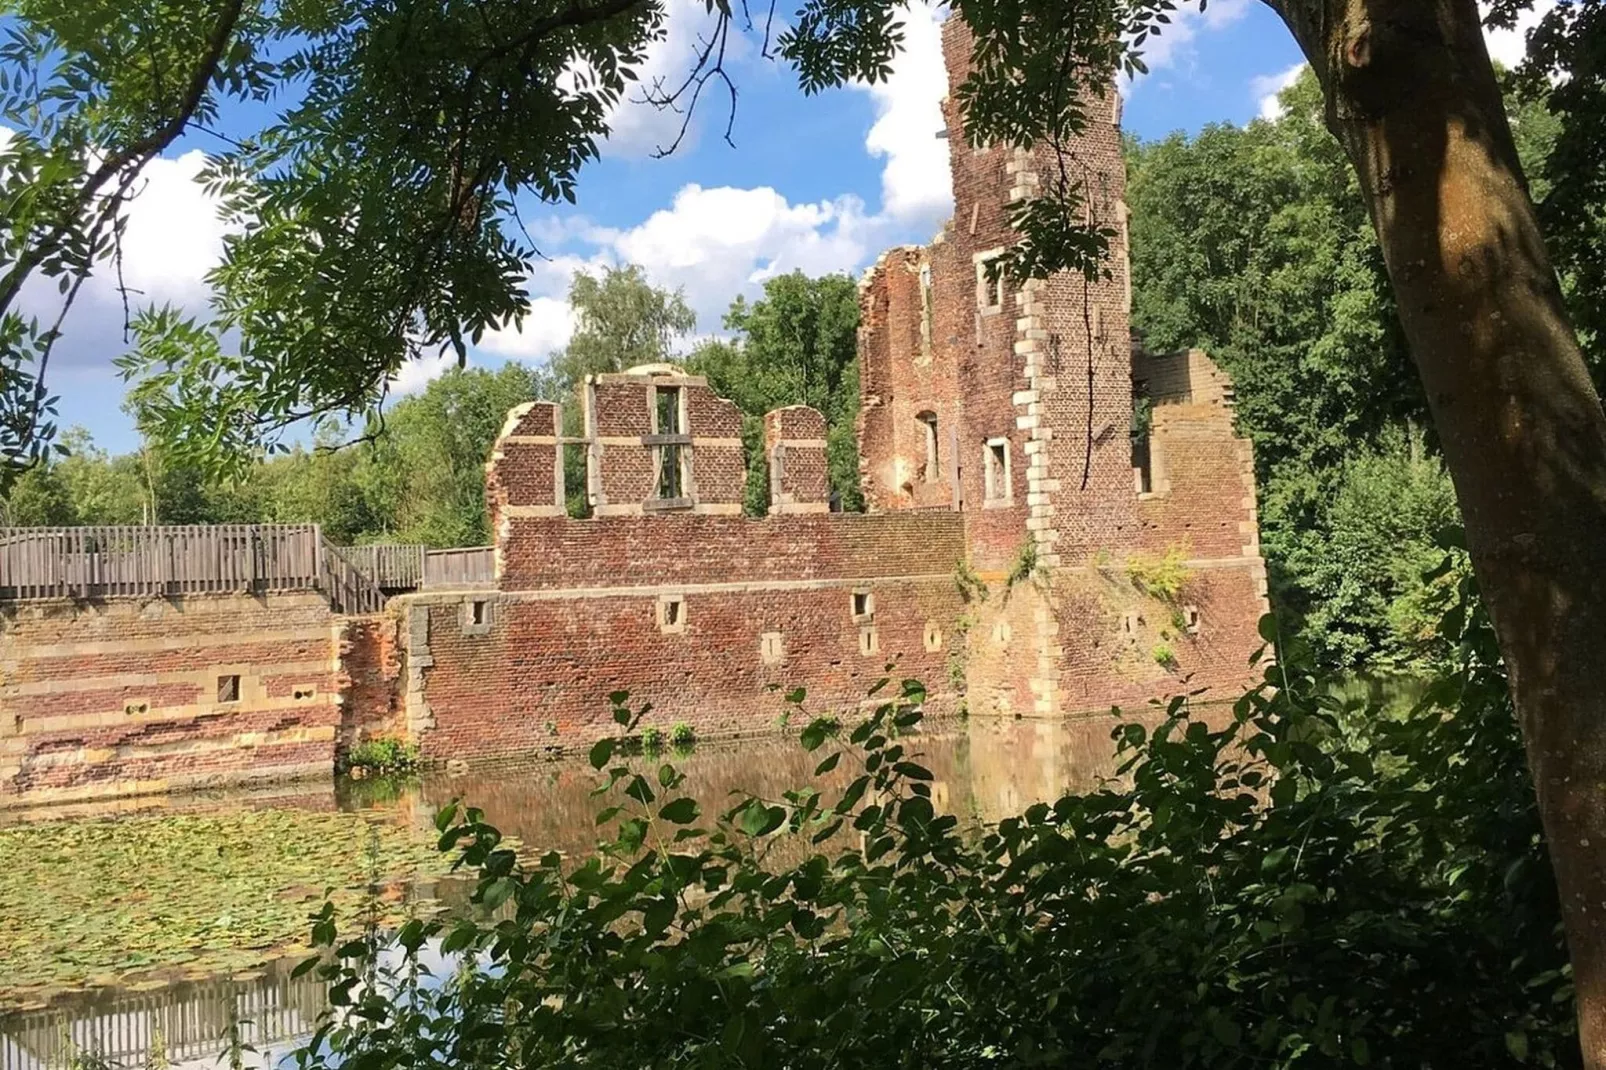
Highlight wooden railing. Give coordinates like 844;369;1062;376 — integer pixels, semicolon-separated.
329;543;426;590
0;525;322;600
424;546;495;588
0;526;492;608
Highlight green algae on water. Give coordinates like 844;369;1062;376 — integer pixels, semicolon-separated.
0;807;447;1003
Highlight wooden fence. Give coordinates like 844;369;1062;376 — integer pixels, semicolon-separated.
0;526;495;608
424;546;495;588
330;543;426;590
0;525;323;601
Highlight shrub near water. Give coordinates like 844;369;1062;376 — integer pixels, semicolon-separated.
298;567;1576;1068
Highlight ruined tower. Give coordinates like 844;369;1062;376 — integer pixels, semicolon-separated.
857;18;1270;717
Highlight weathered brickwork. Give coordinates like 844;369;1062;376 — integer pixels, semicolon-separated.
0;21;1271;806
856;18;1269;719
0;593;345;804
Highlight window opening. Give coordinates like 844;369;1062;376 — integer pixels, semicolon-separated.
852;590;874;620
654;385;686;501
919;262;933;353
217;675;241;703
976;256;1005;312
1132;384;1154;495
470;599;488;626
984;438;1011;502
760;632;785;665
658;595;687;634
1183;605;1201;634
917;411;939;484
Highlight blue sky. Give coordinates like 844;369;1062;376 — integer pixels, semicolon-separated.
29;0;1538;454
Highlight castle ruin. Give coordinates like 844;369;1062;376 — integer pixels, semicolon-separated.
0;21;1268;806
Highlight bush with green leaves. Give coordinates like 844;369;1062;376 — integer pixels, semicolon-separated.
294;572;1575;1068
339;737;419;776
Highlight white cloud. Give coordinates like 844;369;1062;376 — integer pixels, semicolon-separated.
1250;62;1306;121
599;0;736;158
390;351;461;395
113;149;230;304
856;1;952;226
598;184;875;324
1129;0;1251;80
1482;0;1557;69
478;295;581;361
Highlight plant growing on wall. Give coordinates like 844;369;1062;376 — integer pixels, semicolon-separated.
1126;544;1192;603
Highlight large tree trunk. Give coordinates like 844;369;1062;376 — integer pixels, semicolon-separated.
1268;0;1606;1059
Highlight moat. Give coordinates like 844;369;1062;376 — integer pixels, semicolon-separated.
0;713;1142;1070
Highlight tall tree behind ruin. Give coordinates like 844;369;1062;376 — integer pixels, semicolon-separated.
4;0;1605;1052
688;271;864;514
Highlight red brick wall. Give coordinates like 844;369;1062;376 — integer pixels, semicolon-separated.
853;16;1268;721
0;593;342;804
498;512;967;590
404;577;964;760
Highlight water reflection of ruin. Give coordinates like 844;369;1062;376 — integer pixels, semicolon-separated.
0;957;324;1070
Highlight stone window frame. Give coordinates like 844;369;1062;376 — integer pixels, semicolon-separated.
858;624;881;657
983;436;1013;507
851;588;875;622
657;594;688;635
916;410;940;484
647;382;693;509
1183;604;1202;635
760;631;785;665
462;597;494;636
217;674;241;704
974;249;1007;315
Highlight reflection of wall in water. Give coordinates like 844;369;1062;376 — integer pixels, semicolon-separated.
0;956;324;1070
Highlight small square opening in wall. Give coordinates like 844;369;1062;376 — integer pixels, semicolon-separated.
1121;610;1141;638
859;625;881;657
851;590;874;621
923;620;943;653
657;595;687;634
293;685;317;701
462;598;494;636
760;631;785;665
217;675;240;703
1183;605;1201;635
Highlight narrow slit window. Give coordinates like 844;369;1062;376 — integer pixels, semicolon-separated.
1132;386;1154;495
917;411;939;484
918;262;934;353
984;438;1011;503
976;256;1005;313
217;675;240;703
658;595;687;634
470;600;488;626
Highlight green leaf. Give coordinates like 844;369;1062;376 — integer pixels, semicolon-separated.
589;738;615;770
814;752;840;776
659;798;700;824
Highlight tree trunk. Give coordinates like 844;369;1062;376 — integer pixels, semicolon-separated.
1269;0;1606;1060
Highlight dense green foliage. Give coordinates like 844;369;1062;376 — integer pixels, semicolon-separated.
297;565;1576;1067
1126;69;1574;671
2;364;540;544
3;264;867;537
0;0;1135;481
688;271;864;514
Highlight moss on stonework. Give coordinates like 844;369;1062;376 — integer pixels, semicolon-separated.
0;808;447;1005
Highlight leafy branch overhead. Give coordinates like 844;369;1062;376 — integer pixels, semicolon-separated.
0;0;1140;478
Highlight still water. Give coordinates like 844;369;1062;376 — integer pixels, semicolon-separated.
0;714;1146;1070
